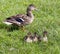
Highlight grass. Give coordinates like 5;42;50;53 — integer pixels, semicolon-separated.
0;0;60;54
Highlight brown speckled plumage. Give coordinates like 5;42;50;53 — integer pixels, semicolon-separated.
3;4;37;27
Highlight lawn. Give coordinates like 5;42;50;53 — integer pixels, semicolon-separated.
0;0;60;54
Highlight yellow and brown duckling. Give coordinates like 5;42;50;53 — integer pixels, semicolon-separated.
33;32;38;42
3;4;37;29
42;31;48;42
38;36;42;42
33;32;42;42
24;32;33;43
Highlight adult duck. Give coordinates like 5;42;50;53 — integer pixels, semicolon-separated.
3;4;37;28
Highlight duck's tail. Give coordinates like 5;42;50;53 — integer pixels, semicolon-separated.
3;17;13;25
3;21;12;25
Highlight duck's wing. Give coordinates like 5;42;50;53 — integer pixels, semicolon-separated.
3;14;26;25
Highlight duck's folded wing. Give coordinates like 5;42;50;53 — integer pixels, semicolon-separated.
3;17;25;26
3;14;28;25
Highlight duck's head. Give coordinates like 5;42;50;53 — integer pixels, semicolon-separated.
34;32;38;36
27;32;33;39
27;32;32;36
24;32;32;39
27;4;37;11
43;31;47;37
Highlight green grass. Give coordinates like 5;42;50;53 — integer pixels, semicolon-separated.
0;0;60;54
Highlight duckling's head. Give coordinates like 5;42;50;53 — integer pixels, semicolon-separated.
24;32;32;39
27;32;32;36
43;31;47;37
34;32;38;36
27;4;37;11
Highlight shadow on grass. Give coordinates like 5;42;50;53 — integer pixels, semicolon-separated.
0;23;20;32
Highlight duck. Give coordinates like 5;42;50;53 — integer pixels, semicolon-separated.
24;32;33;43
33;32;38;42
42;31;48;42
33;32;42;42
38;36;42;42
3;4;37;29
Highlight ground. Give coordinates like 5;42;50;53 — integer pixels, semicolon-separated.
0;0;60;54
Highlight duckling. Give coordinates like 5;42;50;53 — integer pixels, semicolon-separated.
38;36;42;42
33;32;38;42
3;4;37;29
24;32;33;43
42;31;48;42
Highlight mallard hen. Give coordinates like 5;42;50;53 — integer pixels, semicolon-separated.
3;4;37;28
